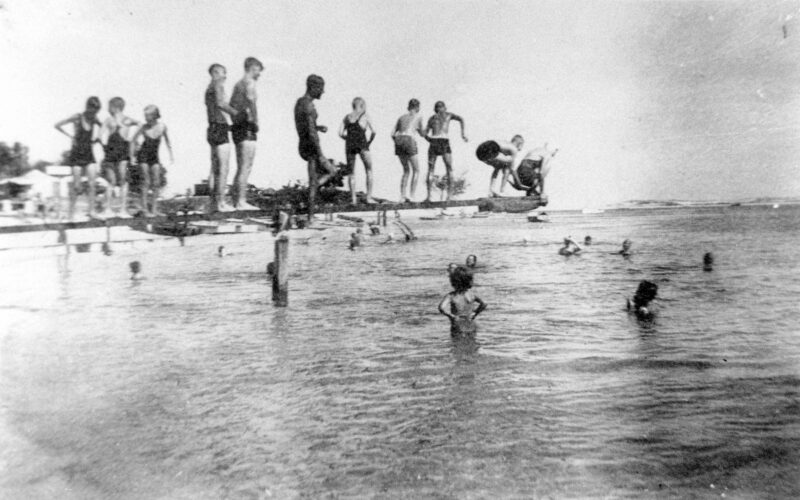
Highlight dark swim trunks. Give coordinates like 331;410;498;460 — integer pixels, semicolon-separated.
518;158;542;188
299;140;318;161
428;138;451;156
207;123;230;146
394;135;417;157
231;120;258;144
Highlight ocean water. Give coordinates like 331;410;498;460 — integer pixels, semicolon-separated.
1;205;799;499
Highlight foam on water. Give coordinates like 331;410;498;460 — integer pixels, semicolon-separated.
1;205;799;498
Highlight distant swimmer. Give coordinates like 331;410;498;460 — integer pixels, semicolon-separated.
229;57;263;210
130;105;173;217
447;262;458;275
55;96;103;220
559;237;582;256
339;97;377;204
584;235;593;246
627;280;658;320
129;260;141;280
466;254;477;269
618;239;633;257
703;252;714;272
424;101;467;202
392;98;426;202
438;265;486;338
295;74;337;223
100;97;139;218
475;135;525;197
206;63;239;213
349;228;363;250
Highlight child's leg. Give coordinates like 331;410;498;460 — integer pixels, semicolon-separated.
409;154;419;200
139;163;151;215
399;156;409;201
118;161;129;215
426;153;436;202
69;166;81;220
443;153;453;202
86;163;98;216
346;153;357;204
103;162;116;213
150;164;162;215
362;150;375;203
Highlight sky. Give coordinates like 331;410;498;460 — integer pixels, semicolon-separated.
0;0;798;208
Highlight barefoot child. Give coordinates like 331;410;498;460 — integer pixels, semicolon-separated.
339;97;377;204
54;96;103;219
438;266;487;337
130;105;173;216
100;97;138;217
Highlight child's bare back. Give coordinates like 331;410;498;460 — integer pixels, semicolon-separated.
439;266;486;337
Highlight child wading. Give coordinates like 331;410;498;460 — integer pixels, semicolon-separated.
438;266;486;337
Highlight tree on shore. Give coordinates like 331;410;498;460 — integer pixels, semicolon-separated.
0;142;31;178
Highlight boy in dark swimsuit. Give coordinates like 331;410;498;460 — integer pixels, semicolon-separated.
206;63;239;213
338;97;377;204
229;57;263;210
294;74;337;224
55;96;102;220
100;97;139;217
424;101;467;202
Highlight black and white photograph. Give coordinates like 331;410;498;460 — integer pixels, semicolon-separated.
1;0;799;498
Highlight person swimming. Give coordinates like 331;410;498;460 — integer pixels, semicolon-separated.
584;235;592;245
447;262;458;275
349;229;363;250
466;254;477;268
627;280;658;320
438;265;486;338
129;261;141;280
559;237;582;256
619;239;632;257
703;252;714;272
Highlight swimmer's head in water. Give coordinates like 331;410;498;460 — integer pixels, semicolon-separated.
447;262;458;274
266;261;275;275
466;255;477;267
622;239;632;251
633;280;658;308
144;105;160;121
218;246;224;255
584;235;592;245
352;97;365;111
306;74;325;97
408;98;420;111
109;97;125;112
511;135;525;149
703;252;714;271
129;261;141;274
449;265;473;292
434;101;446;113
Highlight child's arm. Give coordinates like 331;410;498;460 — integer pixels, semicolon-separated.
54;114;78;139
424;116;433;141
438;294;455;320
365;114;376;146
246;79;258;125
162;126;174;164
450;113;467;142
472;294;487;319
415;115;425;139
338;117;347;139
99;117;113;146
128;126;143;164
215;81;238;118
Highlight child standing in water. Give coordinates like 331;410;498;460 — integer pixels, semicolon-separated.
627;280;658;320
130;105;173;216
438;266;487;337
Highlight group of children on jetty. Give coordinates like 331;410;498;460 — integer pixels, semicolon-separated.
56;57;557;222
439;238;716;337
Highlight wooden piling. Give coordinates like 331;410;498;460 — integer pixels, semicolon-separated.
272;234;289;306
381;209;387;227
